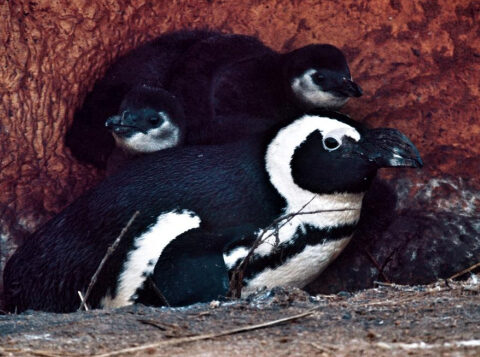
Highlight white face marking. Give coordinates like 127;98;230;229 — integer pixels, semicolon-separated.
266;114;362;213
224;115;364;287
113;112;181;154
241;237;351;295
101;210;200;308
291;69;349;109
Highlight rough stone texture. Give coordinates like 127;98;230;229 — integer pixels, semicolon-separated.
308;175;480;294
0;1;479;297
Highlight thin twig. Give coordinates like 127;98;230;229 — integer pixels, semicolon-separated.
362;247;391;283
146;275;171;307
448;261;480;280
93;308;317;357
77;291;89;311
228;196;317;297
78;211;140;311
310;342;338;352
374;281;398;288
0;347;72;357
228;195;359;298
138;319;168;331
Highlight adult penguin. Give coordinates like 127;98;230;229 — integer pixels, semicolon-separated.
5;111;421;313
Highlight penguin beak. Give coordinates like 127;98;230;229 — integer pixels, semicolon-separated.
337;77;363;98
105;114;144;135
361;128;423;168
105;115;121;128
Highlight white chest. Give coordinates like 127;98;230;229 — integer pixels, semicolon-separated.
241;236;351;296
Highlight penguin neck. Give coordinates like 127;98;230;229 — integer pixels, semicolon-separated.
265;115;364;229
278;54;311;114
284;193;364;230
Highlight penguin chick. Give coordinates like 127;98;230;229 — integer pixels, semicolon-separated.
171;39;362;145
65;29;218;168
105;85;185;154
285;44;363;109
3;111;422;313
104;85;185;174
66;31;361;167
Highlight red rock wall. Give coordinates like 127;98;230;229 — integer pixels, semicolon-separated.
1;0;479;294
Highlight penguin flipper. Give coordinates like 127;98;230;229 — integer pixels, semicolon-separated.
135;230;232;307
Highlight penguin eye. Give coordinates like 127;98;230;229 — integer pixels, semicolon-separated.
149;116;160;125
311;72;325;85
323;137;341;151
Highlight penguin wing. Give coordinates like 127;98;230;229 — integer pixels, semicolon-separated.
136;229;233;307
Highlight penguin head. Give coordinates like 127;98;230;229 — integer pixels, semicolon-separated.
266;111;423;201
105;84;185;154
284;44;363;110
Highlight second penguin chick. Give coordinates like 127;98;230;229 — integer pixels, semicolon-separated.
285;44;363;109
170;39;362;145
105;85;185;174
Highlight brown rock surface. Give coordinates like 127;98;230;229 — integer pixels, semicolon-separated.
0;1;479;296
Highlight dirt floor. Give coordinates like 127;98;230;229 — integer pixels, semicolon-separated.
1;276;479;357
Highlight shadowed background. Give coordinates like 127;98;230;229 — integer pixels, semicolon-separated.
1;0;479;299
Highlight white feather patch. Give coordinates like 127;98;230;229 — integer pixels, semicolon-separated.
224;246;250;270
101;210;201;308
114;112;180;153
224;115;364;287
266;114;362;213
291;69;349;109
242;236;351;295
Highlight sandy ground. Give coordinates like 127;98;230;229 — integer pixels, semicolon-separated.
0;277;479;357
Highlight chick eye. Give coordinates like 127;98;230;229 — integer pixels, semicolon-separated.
323;137;341;151
149;116;160;125
311;72;325;85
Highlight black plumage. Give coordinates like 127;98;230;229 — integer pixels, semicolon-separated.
66;30;361;167
5;111;421;313
66;30;217;167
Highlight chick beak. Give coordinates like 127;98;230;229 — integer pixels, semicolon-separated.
105;115;121;129
338;77;363;98
361;128;423;168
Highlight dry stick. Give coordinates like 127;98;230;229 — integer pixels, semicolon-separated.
229;195;318;297
228;195;359;297
310;342;338;352
374;281;399;288
138;319;168;331
362;247;391;283
78;211;140;311
146;275;171;307
77;291;89;311
448;261;480;280
229;207;360;297
93;308;318;357
0;347;71;357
